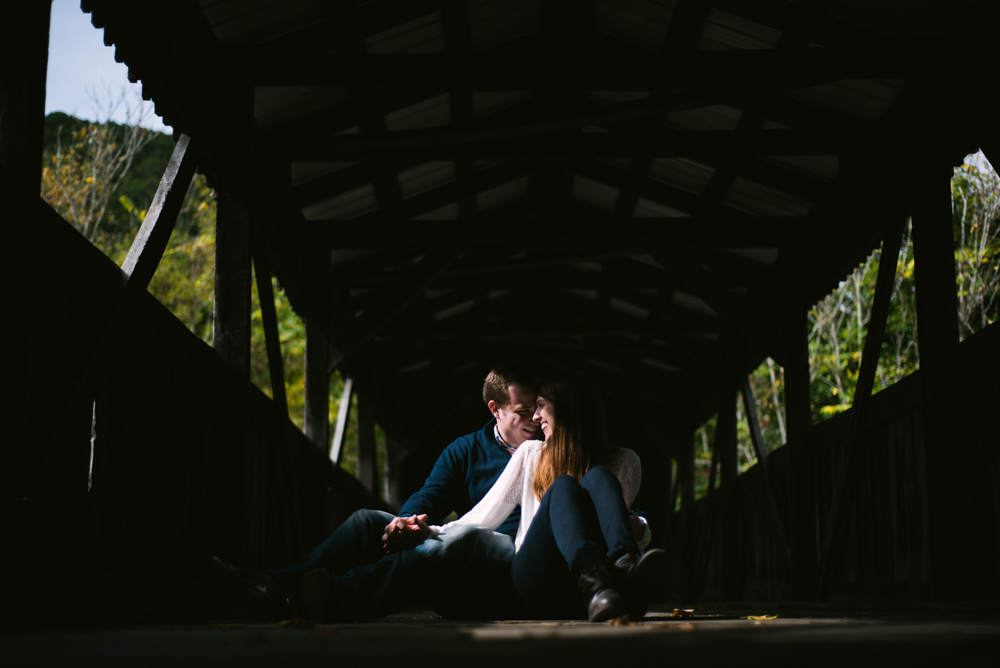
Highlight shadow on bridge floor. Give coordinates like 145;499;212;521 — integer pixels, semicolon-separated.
5;605;1000;667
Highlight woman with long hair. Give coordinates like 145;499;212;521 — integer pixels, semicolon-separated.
427;377;665;621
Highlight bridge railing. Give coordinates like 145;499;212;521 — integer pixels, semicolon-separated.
670;321;1000;603
13;198;379;613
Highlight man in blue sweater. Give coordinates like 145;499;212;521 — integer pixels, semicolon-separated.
211;362;540;620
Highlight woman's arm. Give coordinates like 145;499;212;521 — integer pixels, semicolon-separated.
607;448;642;507
429;440;538;535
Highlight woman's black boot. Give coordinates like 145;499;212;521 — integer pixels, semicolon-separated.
614;548;669;620
575;558;628;622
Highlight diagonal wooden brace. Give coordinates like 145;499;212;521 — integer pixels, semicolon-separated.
120;134;199;301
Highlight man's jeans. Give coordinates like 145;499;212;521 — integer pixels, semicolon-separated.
267;509;516;620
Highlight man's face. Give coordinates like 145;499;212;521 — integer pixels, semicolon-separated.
489;383;540;448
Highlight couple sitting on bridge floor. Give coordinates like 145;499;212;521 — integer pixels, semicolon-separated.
212;362;667;622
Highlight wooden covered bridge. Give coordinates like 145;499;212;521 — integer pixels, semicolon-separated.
4;0;1000;652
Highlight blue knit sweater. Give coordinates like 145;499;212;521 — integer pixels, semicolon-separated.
398;420;521;537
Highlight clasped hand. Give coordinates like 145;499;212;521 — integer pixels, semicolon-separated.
382;514;431;553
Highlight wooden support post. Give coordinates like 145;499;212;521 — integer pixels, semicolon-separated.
782;315;818;600
69;135;198;395
816;219;905;598
707;436;719;494
679;432;696;512
742;376;793;570
252;246;288;418
356;392;378;495
741;378;768;466
121;136;198;298
674;428;697;602
2;0;51;582
330;377;354;464
304;236;332;448
384;433;403;510
715;350;741;600
304;318;330;448
0;1;50;195
910;157;970;598
213;191;251;377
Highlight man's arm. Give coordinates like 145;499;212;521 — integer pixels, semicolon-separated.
396;438;469;522
382;436;473;552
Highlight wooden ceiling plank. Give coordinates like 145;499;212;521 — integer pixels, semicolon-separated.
280;127;843;161
305;211;807;250
252;0;446;57
246;46;910;87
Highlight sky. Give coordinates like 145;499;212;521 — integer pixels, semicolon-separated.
45;0;168;132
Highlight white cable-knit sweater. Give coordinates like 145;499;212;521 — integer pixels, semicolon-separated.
428;440;642;552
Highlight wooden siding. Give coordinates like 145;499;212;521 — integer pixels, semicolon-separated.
16;198;379;611
671;324;1000;602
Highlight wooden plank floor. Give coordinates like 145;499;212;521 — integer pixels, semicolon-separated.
5;606;1000;667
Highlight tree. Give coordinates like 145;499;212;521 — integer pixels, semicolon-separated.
953;158;1000;340
40;86;156;254
691;153;1000;501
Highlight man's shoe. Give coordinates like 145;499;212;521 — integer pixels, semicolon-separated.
614;548;669;620
208;556;291;619
575;558;628;623
295;568;332;619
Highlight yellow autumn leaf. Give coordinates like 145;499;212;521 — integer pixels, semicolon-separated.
745;615;778;620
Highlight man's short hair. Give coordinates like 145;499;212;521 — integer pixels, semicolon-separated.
483;361;539;408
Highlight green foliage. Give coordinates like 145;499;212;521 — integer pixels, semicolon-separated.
249;270;307;428
146;176;217;342
953;160;1000;339
41;111;156;246
41;108;392;500
692;153;1000;501
807;223;920;422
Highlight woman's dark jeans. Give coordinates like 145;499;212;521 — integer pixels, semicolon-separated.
510;466;637;619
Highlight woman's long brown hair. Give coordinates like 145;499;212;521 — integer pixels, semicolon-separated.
531;378;611;500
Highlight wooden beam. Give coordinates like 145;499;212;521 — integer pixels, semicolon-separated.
0;0;50;196
253;245;288;418
293;160;416;209
304;319;330;449
815;218;905;598
305;205;808;249
330;376;354;464
251;0;445;61
3;0;52;538
910;152;969;599
37;134;198;496
329;247;466;371
356;391;379;495
442;0;475;221
213;190;252;377
714;345;741;599
247;46;910;87
340;160;528;228
741;375;793;571
708;0;905;49
282;128;844;161
121;135;199;299
86;1;321;347
781;314;818;600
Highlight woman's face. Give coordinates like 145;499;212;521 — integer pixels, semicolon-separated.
534;395;555;441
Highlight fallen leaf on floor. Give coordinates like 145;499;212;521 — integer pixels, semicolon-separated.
670;609;695;618
745;615;778;620
278;618;310;628
609;615;630;626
